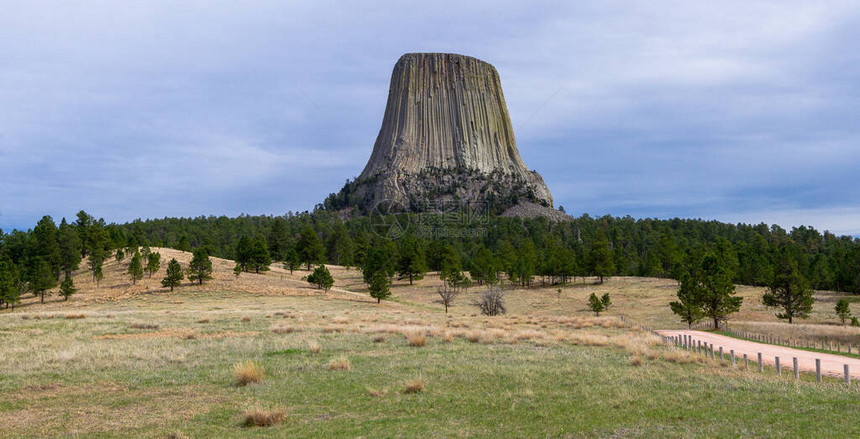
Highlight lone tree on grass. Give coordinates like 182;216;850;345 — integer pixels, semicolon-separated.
835;299;852;326
697;254;742;329
588;293;605;316
307;265;335;293
146;251;161;278
472;285;506;316
187;249;213;285
670;273;705;328
161;258;184;292
128;252;144;285
59;277;77;301
368;271;391;304
436;268;470;314
762;260;814;324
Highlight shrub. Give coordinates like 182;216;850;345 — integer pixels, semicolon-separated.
328;356;351;371
406;332;426;347
403;378;425;394
234;361;265;386
270;323;296;334
373;335;386;343
471;286;506;316
242;408;286;427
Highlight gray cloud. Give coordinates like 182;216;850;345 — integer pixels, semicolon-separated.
1;1;859;235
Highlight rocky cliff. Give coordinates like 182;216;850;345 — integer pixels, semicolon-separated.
325;53;553;214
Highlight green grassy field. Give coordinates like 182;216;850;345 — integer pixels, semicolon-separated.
1;249;859;437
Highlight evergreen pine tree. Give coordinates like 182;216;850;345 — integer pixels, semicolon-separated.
59;277;77;301
835;299;852;326
128;252;144;285
369;270;391;303
307;265;335;292
161;258;184;291
187;249;213;285
146;251;161;278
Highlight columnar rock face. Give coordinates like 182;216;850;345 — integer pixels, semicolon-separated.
327;53;553;214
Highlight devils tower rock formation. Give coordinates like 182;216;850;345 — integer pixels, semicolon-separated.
324;53;554;215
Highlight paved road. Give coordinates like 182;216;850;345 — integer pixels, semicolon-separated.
658;330;860;379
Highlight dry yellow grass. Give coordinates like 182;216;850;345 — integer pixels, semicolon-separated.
242;408;286;427
406;332;426;347
307;341;322;354
65;313;86;319
270;323;297;334
367;388;388;397
373;335;386;343
466;332;481;343
328;356;351;371
403;378;425;394
233;361;265;386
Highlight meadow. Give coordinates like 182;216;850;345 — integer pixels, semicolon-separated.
1;248;859;437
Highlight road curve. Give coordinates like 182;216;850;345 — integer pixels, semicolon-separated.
657;330;860;379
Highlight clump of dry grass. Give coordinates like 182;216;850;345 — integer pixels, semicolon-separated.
630;355;643;366
64;313;86;320
233;361;265;386
328;356;351;371
270;323;297;334
241;316;251;322
663;350;694;364
332;316;349;324
443;331;454;343
406;332;426;347
403;378;425;394
373;335;386;343
466;332;481;343
242;408;286;427
33;315;41;320
308;341;322;354
368;388;388;397
197;318;210;324
129;323;159;330
20;315;30;320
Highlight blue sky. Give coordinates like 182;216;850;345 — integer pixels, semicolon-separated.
2;1;859;236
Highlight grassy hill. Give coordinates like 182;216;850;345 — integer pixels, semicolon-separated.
1;249;859;437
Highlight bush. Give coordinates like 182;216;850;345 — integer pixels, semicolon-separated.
242;408;286;427
406;332;426;347
471;286;506;316
328;356;351;371
234;361;265;386
403;378;425;394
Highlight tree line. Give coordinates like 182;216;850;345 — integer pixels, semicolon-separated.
2;209;859;309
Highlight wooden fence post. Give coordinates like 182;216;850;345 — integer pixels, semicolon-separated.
743;353;748;369
776;357;781;376
793;357;799;380
845;365;850;385
730;350;736;367
816;359;821;382
719;346;723;361
758;353;763;372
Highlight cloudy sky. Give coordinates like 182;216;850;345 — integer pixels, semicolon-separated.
2;1;859;235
